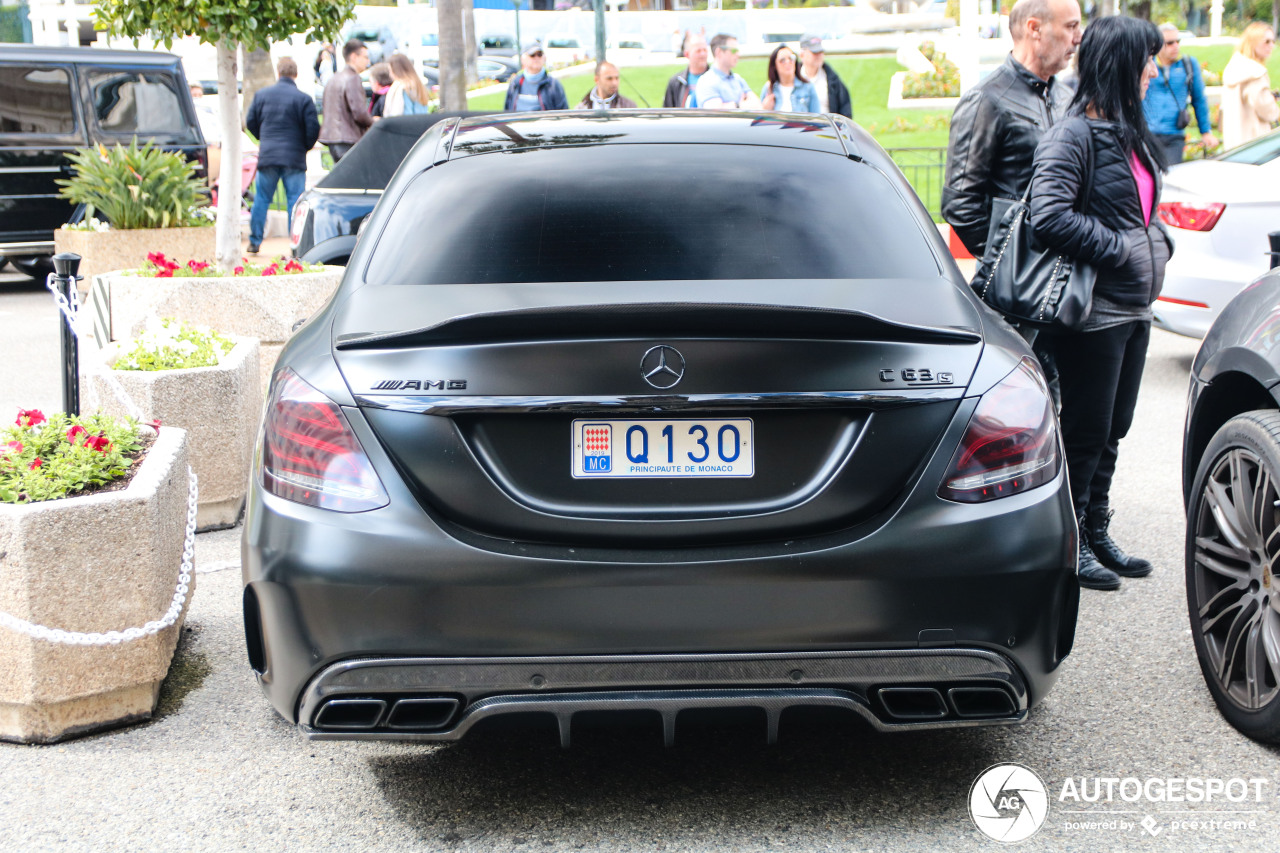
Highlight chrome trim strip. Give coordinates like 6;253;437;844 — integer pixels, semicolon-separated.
306;186;383;196
0;241;55;255
0;166;62;174
352;389;966;415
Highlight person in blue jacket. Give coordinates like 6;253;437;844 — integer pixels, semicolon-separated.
245;57;320;254
503;42;569;112
759;45;821;113
1142;23;1217;164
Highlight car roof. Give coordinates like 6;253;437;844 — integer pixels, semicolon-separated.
0;45;183;66
442;110;860;163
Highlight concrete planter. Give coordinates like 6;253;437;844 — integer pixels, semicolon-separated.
102;267;344;394
92;338;260;530
54;227;216;295
0;427;193;744
887;71;960;111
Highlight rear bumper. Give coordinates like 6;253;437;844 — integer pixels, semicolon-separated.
297;649;1031;743
1154;257;1267;338
242;399;1080;737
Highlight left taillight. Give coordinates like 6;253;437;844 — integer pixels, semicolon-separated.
289;194;310;248
1157;201;1225;232
260;368;389;512
938;357;1060;503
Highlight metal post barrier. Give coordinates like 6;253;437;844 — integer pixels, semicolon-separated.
51;252;83;416
1270;231;1280;270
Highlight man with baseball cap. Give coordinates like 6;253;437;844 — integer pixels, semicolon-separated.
504;41;569;112
798;34;852;117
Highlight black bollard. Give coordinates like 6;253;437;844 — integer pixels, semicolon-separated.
1270;231;1280;271
51;252;83;416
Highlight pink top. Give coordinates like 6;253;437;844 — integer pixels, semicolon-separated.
1130;151;1154;226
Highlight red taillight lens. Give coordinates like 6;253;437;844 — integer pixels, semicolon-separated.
289;195;310;248
938;358;1060;503
260;369;389;512
1157;201;1225;232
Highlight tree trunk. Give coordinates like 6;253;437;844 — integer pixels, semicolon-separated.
216;40;242;273
462;0;479;87
1274;0;1278;37
241;47;275;126
438;0;468;111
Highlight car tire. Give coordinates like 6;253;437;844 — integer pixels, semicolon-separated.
1187;410;1280;743
7;254;54;280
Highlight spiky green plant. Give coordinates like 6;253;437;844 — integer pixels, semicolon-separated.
56;141;209;230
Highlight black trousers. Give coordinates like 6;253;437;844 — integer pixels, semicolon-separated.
1052;320;1151;519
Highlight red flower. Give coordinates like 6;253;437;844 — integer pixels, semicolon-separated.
262;264;279;276
4;440;22;454
85;434;111;452
66;425;87;444
284;260;304;273
29;458;42;470
155;268;174;278
187;259;210;272
233;266;244;275
16;408;45;428
146;418;163;430
147;251;168;266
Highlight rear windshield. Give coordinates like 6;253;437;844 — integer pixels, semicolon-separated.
366;144;940;284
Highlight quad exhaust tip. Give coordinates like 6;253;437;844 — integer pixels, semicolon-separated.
313;697;460;731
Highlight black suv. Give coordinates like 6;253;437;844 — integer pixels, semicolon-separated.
0;45;206;278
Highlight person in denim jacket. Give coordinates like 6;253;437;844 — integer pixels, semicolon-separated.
760;45;821;113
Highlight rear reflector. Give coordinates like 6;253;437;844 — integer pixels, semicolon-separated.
260;369;389;512
1157;201;1225;232
938;358;1060;503
1155;295;1210;309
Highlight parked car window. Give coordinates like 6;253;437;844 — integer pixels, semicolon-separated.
367;145;940;284
1217;130;1280;166
480;36;516;51
86;70;187;135
0;65;77;135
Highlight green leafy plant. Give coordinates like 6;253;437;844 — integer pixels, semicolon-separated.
56;142;210;230
903;42;961;99
1;409;145;504
113;318;235;372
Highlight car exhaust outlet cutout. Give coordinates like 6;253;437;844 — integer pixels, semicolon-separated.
877;687;948;720
948;686;1017;719
386;697;461;731
313;698;388;730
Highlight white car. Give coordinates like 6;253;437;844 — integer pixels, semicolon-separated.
1153;129;1280;339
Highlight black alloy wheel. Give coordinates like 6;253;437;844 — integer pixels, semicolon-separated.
1187;410;1280;742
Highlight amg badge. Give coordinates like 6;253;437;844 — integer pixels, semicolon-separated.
371;379;467;391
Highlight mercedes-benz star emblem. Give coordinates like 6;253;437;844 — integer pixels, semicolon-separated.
641;345;686;390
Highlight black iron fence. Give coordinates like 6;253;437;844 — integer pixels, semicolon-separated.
885;147;947;222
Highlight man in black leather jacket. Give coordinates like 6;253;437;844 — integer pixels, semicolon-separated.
942;0;1083;259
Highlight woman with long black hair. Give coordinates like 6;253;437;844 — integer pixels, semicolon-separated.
1029;15;1172;591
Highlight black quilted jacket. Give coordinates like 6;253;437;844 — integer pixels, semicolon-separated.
1028;116;1173;307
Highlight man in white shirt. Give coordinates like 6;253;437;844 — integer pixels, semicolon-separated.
694;34;762;110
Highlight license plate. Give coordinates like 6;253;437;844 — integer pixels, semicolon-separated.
572;419;754;478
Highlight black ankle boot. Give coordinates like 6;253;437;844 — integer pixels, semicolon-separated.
1077;515;1120;590
1086;504;1153;578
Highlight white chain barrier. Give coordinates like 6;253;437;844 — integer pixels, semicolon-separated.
43;274;144;420
0;275;198;645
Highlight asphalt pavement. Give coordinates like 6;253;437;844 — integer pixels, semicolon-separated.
3;268;1280;851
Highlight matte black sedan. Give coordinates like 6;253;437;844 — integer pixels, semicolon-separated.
243;111;1079;745
1183;260;1280;743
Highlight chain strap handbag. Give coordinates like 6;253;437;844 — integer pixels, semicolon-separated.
976;136;1097;333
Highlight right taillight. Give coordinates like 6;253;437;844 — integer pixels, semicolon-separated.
938;358;1060;503
289;194;310;248
1157;201;1225;232
260;369;389;512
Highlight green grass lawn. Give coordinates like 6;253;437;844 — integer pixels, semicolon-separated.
468;55;954;151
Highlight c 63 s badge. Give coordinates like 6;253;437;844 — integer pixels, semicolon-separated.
370;379;467;391
878;368;954;385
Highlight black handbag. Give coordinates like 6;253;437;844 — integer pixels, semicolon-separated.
976;139;1097;333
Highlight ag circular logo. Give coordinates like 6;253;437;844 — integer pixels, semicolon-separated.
968;763;1049;843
